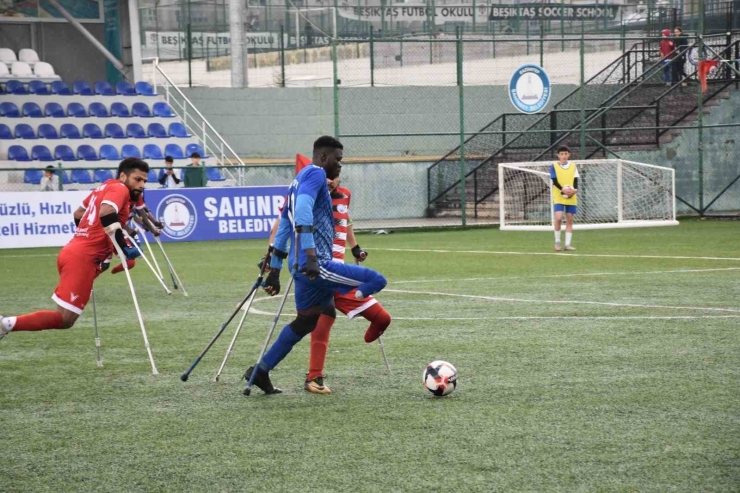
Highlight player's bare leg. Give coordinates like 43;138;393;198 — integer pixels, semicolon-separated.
553;210;564;251
0;305;78;340
564;212;576;251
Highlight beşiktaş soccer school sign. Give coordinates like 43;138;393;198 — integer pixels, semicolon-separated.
0;187;288;249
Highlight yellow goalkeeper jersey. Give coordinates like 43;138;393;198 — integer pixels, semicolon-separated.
550;161;579;206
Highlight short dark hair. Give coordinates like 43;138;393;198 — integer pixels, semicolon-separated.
190;152;201;159
313;135;343;151
557;145;571;154
118;157;150;176
45;165;55;172
165;155;174;163
675;26;683;32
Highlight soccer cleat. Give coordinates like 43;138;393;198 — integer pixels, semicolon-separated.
554;243;562;252
304;376;331;394
243;366;282;395
564;245;576;251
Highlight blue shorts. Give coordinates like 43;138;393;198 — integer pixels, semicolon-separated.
554;204;577;214
292;260;387;311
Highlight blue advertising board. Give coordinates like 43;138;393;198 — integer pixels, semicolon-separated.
142;186;288;243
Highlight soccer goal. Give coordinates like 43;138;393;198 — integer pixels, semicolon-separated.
498;159;678;231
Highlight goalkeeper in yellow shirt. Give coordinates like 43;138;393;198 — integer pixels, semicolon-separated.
550;145;579;251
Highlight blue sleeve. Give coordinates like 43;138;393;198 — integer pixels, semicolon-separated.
294;167;325;251
549;164;556;179
270;216;292;270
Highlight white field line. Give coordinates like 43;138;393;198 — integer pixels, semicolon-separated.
392;267;740;284
376;248;740;262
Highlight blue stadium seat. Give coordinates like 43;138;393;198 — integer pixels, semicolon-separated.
45;102;65;118
111;102;131;117
72;80;93;95
22;102;43;118
168;122;190;137
147;169;158;182
147;123;168;138
135;81;156;96
9;146;32;161
89;102;109;117
51;80;72;95
38;124;60;139
55;145;78;161
132;102;152;118
77;145;99;161
29;80;50;95
94;81;115;96
164;143;185;159
24;169;44;184
143;144;163;159
14;124;36;139
0;123;13;139
94;169;114;182
153;102;174;117
71;169;94;184
31;145;54;161
0;102;20;117
6;80;27;94
60;124;82;139
186;143;208;158
105;123;126;139
126;123;147;138
99;145;120;160
82;123;104;139
122;144;142;158
67;102;88;117
61;171;72;184
206;167;226;182
116;81;136;96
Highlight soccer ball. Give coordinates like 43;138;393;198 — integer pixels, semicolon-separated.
423;360;457;397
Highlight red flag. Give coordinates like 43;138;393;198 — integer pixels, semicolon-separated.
698;60;719;93
295;153;311;175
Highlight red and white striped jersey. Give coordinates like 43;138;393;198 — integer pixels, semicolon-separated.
331;186;351;262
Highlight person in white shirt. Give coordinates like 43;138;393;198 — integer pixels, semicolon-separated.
157;156;181;188
40;165;59;192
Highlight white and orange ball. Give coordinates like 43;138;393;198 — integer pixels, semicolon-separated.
423;360;458;396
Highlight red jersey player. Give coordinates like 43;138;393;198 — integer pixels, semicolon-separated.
1;158;149;340
264;177;392;394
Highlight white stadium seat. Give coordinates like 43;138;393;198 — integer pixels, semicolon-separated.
33;61;56;77
18;49;40;66
0;48;17;66
11;61;33;77
0;63;8;77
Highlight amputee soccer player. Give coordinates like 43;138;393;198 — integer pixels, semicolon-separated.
305;177;392;394
0;159;148;340
550;145;579;252
244;136;388;395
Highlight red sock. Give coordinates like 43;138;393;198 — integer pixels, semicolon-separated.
363;305;392;343
307;314;334;381
13;311;66;331
111;259;136;274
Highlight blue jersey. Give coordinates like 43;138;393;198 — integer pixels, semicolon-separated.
271;164;334;270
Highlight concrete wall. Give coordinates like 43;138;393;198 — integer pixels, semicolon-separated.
621;90;740;214
181;84;580;159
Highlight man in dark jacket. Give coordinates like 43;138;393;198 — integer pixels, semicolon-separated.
673;27;689;86
158;155;181;188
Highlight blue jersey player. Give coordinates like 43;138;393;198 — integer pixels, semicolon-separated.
244;136;387;395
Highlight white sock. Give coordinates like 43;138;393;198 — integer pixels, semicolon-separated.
565;232;573;246
554;231;561;244
1;316;16;331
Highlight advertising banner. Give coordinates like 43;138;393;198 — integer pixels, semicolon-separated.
0;186;287;249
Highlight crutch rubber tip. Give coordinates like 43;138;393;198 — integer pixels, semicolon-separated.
243;387;252;396
97;362;103;368
180;374;189;382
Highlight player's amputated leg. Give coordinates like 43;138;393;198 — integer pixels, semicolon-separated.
361;304;392;343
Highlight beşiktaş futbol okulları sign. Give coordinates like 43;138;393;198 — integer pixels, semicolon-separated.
508;64;551;114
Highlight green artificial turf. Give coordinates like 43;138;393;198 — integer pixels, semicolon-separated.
1;219;739;492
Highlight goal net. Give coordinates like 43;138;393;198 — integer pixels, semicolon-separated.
499;159;678;231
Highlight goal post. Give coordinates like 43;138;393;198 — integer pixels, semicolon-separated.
499;159;679;231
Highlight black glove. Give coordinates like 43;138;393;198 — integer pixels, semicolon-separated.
257;245;274;272
153;220;164;229
351;245;368;262
262;268;281;296
303;255;319;280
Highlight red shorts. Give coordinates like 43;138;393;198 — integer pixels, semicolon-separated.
334;289;378;319
52;247;102;315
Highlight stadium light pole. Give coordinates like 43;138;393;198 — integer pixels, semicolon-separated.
230;0;246;88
